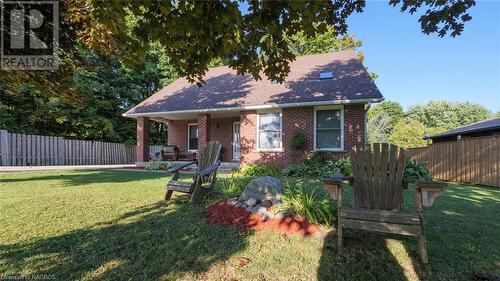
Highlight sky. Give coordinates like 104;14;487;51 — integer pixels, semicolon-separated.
346;1;500;113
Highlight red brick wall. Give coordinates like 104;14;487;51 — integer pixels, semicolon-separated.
167;119;196;152
166;104;366;167
240;110;286;166
239;108;314;167
344;104;366;151
282;106;315;165
197;113;210;149
240;104;366;168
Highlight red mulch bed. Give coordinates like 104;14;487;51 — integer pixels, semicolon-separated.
205;201;317;236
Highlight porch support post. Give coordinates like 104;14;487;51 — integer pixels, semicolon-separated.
198;113;210;149
136;117;150;163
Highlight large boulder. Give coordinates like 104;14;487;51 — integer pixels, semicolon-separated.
238;176;284;204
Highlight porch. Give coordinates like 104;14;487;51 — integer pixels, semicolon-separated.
135;111;242;166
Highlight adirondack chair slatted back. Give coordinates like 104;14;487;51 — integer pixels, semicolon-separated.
197;141;222;183
350;143;407;210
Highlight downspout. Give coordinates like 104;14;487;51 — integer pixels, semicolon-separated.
364;102;371;144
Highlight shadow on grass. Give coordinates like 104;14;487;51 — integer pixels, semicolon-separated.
0;197;248;280
0;170;167;187
317;230;421;281
317;183;500;281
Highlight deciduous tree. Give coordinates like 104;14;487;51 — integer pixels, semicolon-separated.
405;101;492;130
388;120;427;148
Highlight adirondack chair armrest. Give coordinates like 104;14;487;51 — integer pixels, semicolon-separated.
344;176;354;186
320;178;343;201
198;161;220;177
167;161;197;173
414;180;447;208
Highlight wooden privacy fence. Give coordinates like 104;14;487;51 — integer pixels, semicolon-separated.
0;130;148;166
407;136;500;187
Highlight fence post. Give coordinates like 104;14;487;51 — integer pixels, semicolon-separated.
58;137;65;165
1;130;10;166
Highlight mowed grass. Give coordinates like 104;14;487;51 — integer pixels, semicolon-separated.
0;170;499;280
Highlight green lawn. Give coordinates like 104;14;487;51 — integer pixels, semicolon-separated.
0;170;499;280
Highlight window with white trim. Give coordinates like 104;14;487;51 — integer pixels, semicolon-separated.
188;124;198;150
315;109;342;149
257;112;282;150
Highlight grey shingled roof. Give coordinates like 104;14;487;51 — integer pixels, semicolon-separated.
125;50;383;116
430;118;500;140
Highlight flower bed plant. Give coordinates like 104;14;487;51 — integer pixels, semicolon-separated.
404;159;432;182
283;154;351;178
144;161;178;171
241;163;282;177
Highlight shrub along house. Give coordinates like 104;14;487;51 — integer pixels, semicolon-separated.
125;50;383;168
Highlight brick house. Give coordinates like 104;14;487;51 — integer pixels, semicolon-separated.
125;50;384;167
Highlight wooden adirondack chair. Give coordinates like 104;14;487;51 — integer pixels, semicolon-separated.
164;141;222;203
334;143;446;264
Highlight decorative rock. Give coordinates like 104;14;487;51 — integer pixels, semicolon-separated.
239;176;284;204
261;199;272;208
274;210;293;219
227;198;238;206
235;202;243;208
246;198;257;207
251;205;262;212
246;206;254;212
241;203;248;209
254;205;268;216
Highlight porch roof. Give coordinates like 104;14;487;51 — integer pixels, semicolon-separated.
124;50;383;118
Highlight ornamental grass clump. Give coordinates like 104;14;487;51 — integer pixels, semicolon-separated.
280;181;336;226
213;174;252;199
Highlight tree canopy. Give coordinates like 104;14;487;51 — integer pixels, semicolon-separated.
387;120;428;148
368;100;492;148
406;101;492;130
0;0;476;97
78;0;474;85
0;44;177;144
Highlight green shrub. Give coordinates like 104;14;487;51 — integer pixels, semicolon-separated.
145;161;177;171
283;156;351;178
331;156;351;176
404;159;432;182
283;162;318;177
290;130;307;150
280;181;336;226
241;163;282;177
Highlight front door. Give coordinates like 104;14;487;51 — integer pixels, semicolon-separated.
232;122;240;160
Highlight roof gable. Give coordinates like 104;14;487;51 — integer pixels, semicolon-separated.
125;50;383;116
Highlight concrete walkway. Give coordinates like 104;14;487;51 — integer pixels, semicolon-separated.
0;164;136;172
